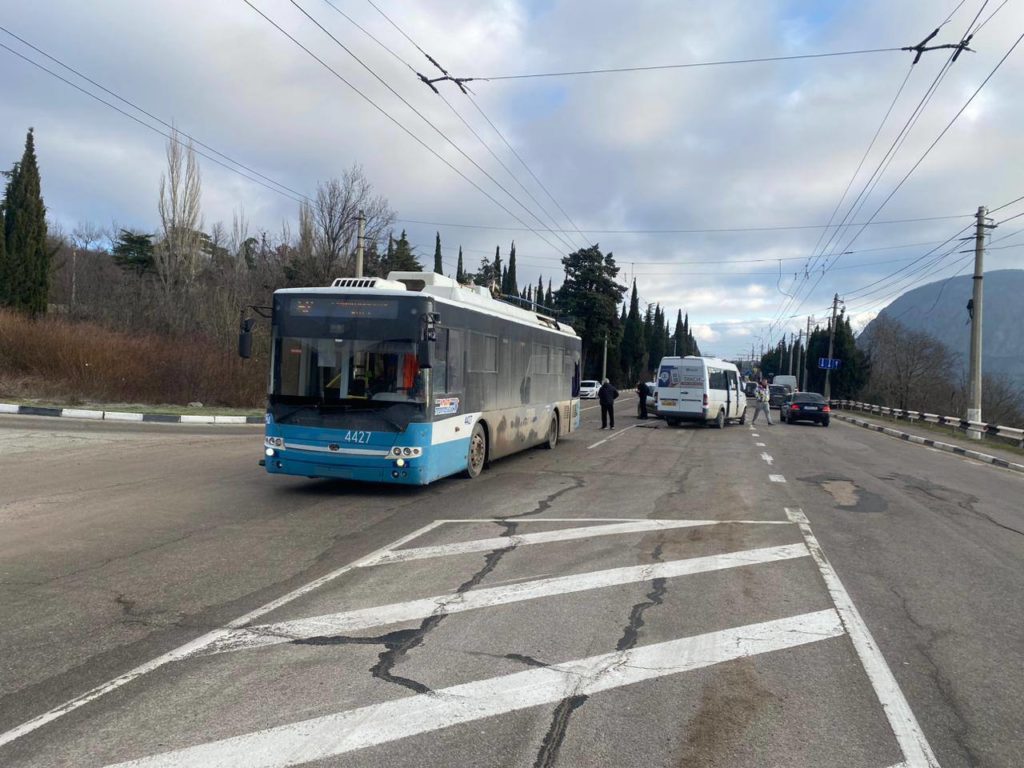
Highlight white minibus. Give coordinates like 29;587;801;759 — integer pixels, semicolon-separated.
654;355;746;428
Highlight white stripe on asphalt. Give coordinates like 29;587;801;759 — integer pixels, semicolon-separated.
586;423;639;449
769;474;786;483
756;442;766;447
104;610;844;768
362;519;776;567
760;452;774;465
202;543;811;656
785;508;939;768
0;520;448;751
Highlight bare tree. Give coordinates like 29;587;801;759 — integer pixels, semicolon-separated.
293;165;394;285
68;222;105;315
862;315;960;411
156;128;203;305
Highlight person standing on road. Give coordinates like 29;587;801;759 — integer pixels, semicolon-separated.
752;380;773;425
598;378;619;429
636;380;649;419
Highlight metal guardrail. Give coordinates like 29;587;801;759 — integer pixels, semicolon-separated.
830;400;1024;448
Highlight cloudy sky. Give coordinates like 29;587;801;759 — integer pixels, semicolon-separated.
2;0;1022;357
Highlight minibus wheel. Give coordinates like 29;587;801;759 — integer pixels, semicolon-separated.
715;409;726;429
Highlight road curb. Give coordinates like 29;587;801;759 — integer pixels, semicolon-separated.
0;402;264;425
835;413;1024;474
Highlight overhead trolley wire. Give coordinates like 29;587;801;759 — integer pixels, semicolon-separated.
362;0;592;250
239;0;570;259
472;48;905;82
279;0;577;256
321;0;587;253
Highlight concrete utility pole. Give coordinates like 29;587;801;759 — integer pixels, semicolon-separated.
967;205;992;439
801;316;812;392
823;294;840;400
355;210;365;278
794;330;803;384
787;333;794;375
602;333;608;381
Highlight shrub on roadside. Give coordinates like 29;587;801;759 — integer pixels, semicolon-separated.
0;310;265;407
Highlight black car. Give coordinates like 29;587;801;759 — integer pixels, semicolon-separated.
780;392;830;426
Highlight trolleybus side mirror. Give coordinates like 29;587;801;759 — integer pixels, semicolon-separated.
238;318;256;359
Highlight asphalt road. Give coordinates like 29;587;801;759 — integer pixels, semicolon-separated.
0;399;1021;767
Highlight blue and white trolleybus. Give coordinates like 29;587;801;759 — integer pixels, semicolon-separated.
252;272;582;485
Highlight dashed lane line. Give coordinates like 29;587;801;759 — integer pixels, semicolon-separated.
103;610;845;768
362;519;790;567
202;543;812;656
760;452;774;465
785;508;939;767
0;520;448;751
586;423;639;449
769;474;787;483
756;442;766;447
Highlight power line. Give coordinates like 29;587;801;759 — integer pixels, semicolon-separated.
473;48;905;82
766;4;988;333
322;0;587;253
280;0;577;256
393;213;971;235
239;0;570;259
0;40;308;205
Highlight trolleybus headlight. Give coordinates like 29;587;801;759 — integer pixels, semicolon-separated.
395;458;406;467
403;447;412;456
265;448;275;457
391;447;402;456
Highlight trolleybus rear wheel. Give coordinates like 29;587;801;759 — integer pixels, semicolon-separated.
466;423;487;478
544;416;559;449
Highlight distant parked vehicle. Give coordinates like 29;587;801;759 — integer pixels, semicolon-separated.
768;385;789;408
781;392;831;426
772;375;797;392
580;380;600;399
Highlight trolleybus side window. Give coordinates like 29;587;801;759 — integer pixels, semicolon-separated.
470;332;498;373
448;329;465;392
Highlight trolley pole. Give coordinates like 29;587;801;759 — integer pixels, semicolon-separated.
801;316;812;392
823;294;839;401
967;205;992;439
355;210;365;278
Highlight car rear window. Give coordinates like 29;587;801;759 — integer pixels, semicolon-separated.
582;381;598;387
793;393;825;403
769;386;786;394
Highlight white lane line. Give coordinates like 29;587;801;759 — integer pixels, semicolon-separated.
785;508;939;768
756;442;766;447
752;433;760;438
760;452;774;466
104;610;844;768
362;519;788;567
586;423;639;449
437;517;792;524
769;474;787;483
0;520;448;751
202;544;811;656
581;393;638;412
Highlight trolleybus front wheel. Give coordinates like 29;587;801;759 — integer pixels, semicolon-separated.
465;423;487;479
544;416;559;449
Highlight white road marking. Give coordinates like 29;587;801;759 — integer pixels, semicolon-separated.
752;433;760;438
760;452;774;465
581;393;637;412
202;544;811;656
0;520;448;750
362;519;786;567
586;423;639;449
785;509;940;768
756;442;766;447
438;517;792;524
769;474;787;483
104;610;844;768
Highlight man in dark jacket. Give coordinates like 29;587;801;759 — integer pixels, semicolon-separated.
636;380;649;419
598;378;619;429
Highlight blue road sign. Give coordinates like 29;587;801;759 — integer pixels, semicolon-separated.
818;357;842;370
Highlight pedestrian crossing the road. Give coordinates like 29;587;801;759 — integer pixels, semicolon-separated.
0;508;939;768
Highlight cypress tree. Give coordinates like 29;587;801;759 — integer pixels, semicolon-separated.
455;246;464;282
433;231;443;275
537;275;544;303
545;279;553;307
492;246;501;286
2;128;48;314
391;230;421;271
501;266;508;294
506;241;518;296
0;208;5;305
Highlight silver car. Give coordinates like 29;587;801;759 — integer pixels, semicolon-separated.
579;379;600;399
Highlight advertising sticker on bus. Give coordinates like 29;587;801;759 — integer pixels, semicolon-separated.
434;397;460;416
